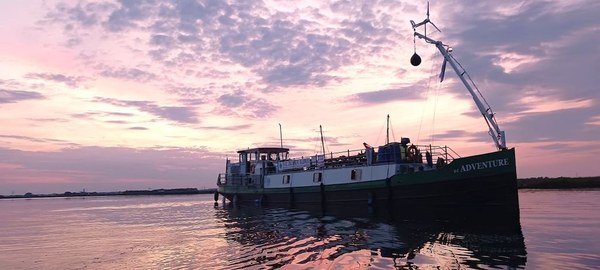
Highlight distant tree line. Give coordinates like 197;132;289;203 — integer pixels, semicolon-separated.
518;176;600;189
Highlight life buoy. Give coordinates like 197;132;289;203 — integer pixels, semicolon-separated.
250;164;256;174
407;145;418;160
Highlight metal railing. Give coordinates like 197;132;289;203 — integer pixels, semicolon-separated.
276;144;460;171
216;144;461;184
217;173;262;187
422;145;460;164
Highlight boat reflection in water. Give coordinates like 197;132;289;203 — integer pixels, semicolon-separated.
215;202;526;269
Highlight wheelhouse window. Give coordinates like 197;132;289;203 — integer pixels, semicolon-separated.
313;172;322;183
283;175;291;184
351;169;362;181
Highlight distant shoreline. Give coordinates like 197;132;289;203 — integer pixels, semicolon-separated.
517;176;600;189
2;177;599;199
0;188;217;200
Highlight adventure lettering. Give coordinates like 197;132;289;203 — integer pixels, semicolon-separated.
454;158;509;173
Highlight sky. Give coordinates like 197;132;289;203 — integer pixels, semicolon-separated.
1;0;599;195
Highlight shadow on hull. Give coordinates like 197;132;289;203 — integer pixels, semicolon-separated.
219;171;519;221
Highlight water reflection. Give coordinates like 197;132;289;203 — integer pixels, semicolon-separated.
215;203;526;269
3;192;599;269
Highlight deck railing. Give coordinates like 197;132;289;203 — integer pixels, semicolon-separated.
217;173;262;187
216;144;461;182
278;144;460;172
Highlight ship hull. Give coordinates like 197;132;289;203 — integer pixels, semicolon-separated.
218;148;518;210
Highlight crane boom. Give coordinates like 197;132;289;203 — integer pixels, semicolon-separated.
411;17;507;150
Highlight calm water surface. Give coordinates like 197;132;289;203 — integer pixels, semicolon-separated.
0;190;598;269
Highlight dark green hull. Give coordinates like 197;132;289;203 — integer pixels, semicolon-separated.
218;148;518;208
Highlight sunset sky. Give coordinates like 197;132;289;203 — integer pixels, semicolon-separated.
1;0;599;195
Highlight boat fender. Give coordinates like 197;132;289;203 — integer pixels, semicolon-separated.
213;191;219;202
250;164;256;174
320;183;325;205
367;192;374;206
386;177;393;200
289;187;295;206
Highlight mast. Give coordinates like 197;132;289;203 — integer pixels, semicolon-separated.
279;123;283;148
319;125;326;155
409;4;507;150
386;114;390;144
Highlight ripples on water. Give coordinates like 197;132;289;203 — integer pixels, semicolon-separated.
215;204;526;270
519;189;600;270
0;190;598;269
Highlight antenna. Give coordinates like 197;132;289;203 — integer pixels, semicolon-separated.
279;123;283;148
319;125;326;155
386;114;390;144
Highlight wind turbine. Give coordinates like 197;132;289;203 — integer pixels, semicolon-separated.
409;2;441;67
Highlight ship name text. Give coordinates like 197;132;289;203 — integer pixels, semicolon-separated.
454;158;509;173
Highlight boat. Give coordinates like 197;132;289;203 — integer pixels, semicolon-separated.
216;5;519;210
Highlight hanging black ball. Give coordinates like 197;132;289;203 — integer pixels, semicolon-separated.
410;53;422;66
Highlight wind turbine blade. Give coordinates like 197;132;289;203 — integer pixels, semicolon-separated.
427;2;430;19
430;21;441;32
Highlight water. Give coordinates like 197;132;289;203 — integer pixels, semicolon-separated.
0;190;598;269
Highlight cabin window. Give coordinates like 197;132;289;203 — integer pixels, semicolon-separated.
283;175;291;184
351;169;362;181
313;172;322;183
